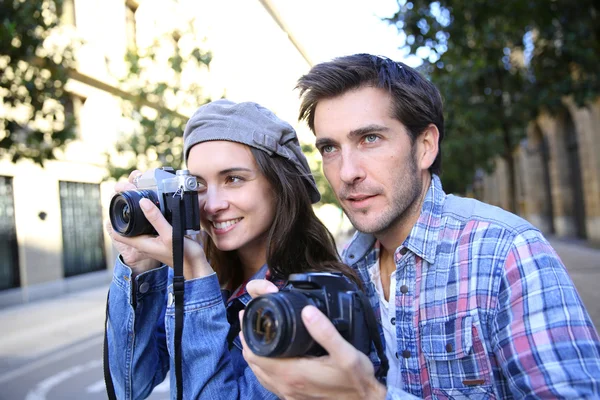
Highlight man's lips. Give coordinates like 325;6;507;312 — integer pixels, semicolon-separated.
344;194;377;208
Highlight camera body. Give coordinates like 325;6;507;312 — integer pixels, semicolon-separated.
109;167;200;237
242;272;371;358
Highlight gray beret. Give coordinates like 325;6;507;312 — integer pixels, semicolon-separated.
183;99;321;203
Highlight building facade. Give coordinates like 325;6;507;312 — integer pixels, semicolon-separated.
0;0;313;306
478;97;600;245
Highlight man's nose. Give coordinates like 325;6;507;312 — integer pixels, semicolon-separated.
339;151;366;185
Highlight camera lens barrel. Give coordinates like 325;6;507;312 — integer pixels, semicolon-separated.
109;190;160;237
242;292;323;358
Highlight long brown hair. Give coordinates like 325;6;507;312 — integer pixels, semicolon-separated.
203;147;360;289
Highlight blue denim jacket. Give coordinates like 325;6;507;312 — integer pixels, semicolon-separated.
106;258;279;399
343;175;600;399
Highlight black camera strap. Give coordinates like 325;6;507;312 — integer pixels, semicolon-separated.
357;292;389;382
103;192;187;400
167;191;186;400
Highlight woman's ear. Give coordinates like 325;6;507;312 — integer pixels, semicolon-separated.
417;124;440;171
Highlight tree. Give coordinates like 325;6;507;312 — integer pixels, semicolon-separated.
0;0;78;165
105;10;212;180
385;0;599;210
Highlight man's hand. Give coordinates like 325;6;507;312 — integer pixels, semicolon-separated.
240;280;387;400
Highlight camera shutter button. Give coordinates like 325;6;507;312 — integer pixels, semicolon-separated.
139;282;150;294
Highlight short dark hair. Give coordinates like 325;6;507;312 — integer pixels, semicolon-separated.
297;53;445;175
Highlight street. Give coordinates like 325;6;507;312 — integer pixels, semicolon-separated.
0;236;598;399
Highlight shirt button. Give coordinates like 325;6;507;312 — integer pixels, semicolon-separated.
399;247;408;255
390;317;396;325
400;285;408;294
139;282;150;294
395;352;399;359
402;350;411;358
446;343;453;353
168;292;174;306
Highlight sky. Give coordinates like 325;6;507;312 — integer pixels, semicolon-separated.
270;0;421;67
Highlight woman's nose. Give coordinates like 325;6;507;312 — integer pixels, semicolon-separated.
201;189;229;214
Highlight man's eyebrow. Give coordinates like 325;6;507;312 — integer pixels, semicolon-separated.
347;124;390;139
315;124;390;148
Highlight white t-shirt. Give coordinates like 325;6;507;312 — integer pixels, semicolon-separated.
368;259;402;388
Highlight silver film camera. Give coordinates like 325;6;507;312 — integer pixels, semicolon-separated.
109;167;200;237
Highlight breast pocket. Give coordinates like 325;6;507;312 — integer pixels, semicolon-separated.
420;315;496;400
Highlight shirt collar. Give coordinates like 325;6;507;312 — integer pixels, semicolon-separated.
402;174;445;264
226;264;287;306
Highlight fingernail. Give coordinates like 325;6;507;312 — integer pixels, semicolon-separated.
139;198;151;211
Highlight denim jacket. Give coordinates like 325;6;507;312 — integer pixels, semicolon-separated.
343;175;600;399
106;258;281;399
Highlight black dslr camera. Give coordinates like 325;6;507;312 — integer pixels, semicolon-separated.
242;272;372;358
109;167;200;237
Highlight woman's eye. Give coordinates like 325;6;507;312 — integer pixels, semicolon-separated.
226;176;243;184
196;181;207;192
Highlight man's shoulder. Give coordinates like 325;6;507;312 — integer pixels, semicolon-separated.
443;194;534;235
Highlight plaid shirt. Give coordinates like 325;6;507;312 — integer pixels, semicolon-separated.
342;175;600;399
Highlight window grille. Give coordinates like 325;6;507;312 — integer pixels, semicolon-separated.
0;176;20;290
59;181;106;277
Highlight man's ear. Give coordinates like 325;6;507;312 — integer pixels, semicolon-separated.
417;124;440;171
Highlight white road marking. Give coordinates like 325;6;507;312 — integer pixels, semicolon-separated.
0;335;103;384
25;359;103;400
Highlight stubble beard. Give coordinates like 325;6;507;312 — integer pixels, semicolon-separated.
344;152;422;235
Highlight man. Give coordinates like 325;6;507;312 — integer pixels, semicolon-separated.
240;54;600;399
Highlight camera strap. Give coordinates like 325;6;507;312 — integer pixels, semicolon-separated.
102;192;187;400
357;291;389;382
167;191;186;400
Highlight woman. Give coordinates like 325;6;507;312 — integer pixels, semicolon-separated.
105;99;359;399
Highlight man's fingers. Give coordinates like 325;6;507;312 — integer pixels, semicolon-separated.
114;181;137;193
246;279;279;298
301;305;356;360
139;198;172;238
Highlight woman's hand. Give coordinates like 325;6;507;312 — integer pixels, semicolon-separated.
107;170;212;280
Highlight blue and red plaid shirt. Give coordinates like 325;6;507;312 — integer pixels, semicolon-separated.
342;175;600;399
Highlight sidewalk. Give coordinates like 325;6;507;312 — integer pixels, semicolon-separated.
547;236;600;333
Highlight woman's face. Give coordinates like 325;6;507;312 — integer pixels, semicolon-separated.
187;141;276;257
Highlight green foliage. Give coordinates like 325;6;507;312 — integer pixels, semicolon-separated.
105;20;212;180
0;0;77;165
385;0;599;201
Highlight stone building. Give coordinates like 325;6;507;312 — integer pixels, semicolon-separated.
0;0;313;306
478;98;600;244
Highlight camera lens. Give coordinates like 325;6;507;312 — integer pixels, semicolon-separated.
121;204;130;223
109;190;159;237
242;292;324;358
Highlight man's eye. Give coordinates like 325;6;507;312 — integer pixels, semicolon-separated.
364;134;378;143
321;145;334;154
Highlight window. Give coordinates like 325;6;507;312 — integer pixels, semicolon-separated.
59;181;106;277
0;176;20;290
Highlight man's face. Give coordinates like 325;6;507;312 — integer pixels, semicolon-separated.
314;86;422;235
